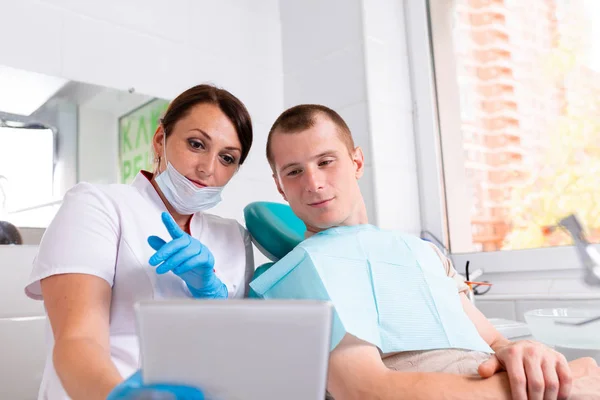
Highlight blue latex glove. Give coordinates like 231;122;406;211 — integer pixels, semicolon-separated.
148;212;228;299
107;370;205;400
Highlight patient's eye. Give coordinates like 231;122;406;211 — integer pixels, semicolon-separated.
287;169;301;176
319;159;334;167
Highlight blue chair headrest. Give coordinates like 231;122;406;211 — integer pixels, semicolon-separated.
243;202;305;261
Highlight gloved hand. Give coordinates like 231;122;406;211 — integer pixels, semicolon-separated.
148;212;228;299
107;370;205;400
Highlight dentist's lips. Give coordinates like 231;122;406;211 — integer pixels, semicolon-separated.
186;177;207;188
308;198;334;208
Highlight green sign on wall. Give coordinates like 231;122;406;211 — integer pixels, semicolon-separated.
119;98;169;184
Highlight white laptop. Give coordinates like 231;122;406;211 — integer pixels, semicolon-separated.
135;299;333;400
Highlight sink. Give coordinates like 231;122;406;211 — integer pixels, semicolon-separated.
524;308;600;362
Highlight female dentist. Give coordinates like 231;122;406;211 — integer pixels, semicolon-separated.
24;84;255;400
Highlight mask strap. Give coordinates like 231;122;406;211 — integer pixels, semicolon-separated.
161;124;169;167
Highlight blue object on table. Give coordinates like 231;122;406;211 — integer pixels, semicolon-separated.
107;370;205;400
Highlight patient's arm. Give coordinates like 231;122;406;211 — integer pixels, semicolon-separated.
459;292;509;348
461;291;573;400
327;335;512;400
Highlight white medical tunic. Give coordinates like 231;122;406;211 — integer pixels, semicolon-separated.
25;171;254;400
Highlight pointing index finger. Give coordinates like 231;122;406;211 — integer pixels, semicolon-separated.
161;211;184;239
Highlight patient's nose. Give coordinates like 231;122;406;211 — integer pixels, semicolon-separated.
304;167;324;192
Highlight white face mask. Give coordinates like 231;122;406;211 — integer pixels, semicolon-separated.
154;134;224;214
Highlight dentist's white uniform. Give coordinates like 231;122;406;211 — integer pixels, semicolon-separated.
25;171;255;400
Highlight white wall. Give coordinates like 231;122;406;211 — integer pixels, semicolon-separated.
279;0;377;223
77;106;120;184
362;0;421;234
1;0;422;233
78;88;154;184
278;0;420;232
0;0;285;225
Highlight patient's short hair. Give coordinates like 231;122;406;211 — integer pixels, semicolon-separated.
266;104;355;170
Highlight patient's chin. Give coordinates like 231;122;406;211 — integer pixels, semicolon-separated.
313;215;345;230
302;208;347;231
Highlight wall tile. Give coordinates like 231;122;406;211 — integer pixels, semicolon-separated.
189;0;282;71
359;165;378;225
372;161;420;232
39;0;191;43
481;279;553;297
364;37;412;111
279;0;363;74
213;177;282;223
337;101;373;165
362;0;407;43
223;67;285;127
369;103;415;168
0;0;63;76
61;13;196;98
228;0;280;17
239;122;273;182
548;277;599;294
476;300;517;320
284;43;367;110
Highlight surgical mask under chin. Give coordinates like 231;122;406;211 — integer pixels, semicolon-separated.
155;162;224;214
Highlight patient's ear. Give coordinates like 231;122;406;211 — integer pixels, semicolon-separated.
273;174;288;201
352;147;365;179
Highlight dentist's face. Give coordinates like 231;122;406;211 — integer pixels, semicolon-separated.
271;115;365;233
153;103;242;188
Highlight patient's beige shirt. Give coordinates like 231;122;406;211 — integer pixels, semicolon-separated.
427;243;470;294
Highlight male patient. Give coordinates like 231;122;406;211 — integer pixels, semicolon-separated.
252;104;600;400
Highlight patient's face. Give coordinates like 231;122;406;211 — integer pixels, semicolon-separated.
270;116;365;233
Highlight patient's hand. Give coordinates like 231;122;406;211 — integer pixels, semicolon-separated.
570;356;598;378
478;340;572;400
569;357;600;399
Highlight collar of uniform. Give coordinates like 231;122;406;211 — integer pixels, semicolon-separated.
131;170;168;212
131;170;206;236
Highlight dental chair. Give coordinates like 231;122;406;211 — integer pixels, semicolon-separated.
243;202;305;296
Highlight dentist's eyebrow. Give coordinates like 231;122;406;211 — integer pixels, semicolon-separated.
190;128;211;141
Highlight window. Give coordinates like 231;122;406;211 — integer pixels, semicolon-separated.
430;0;600;255
0;125;57;227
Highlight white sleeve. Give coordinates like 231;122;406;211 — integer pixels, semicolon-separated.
25;182;120;300
233;223;255;299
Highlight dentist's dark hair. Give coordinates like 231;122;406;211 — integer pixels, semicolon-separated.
160;84;253;164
